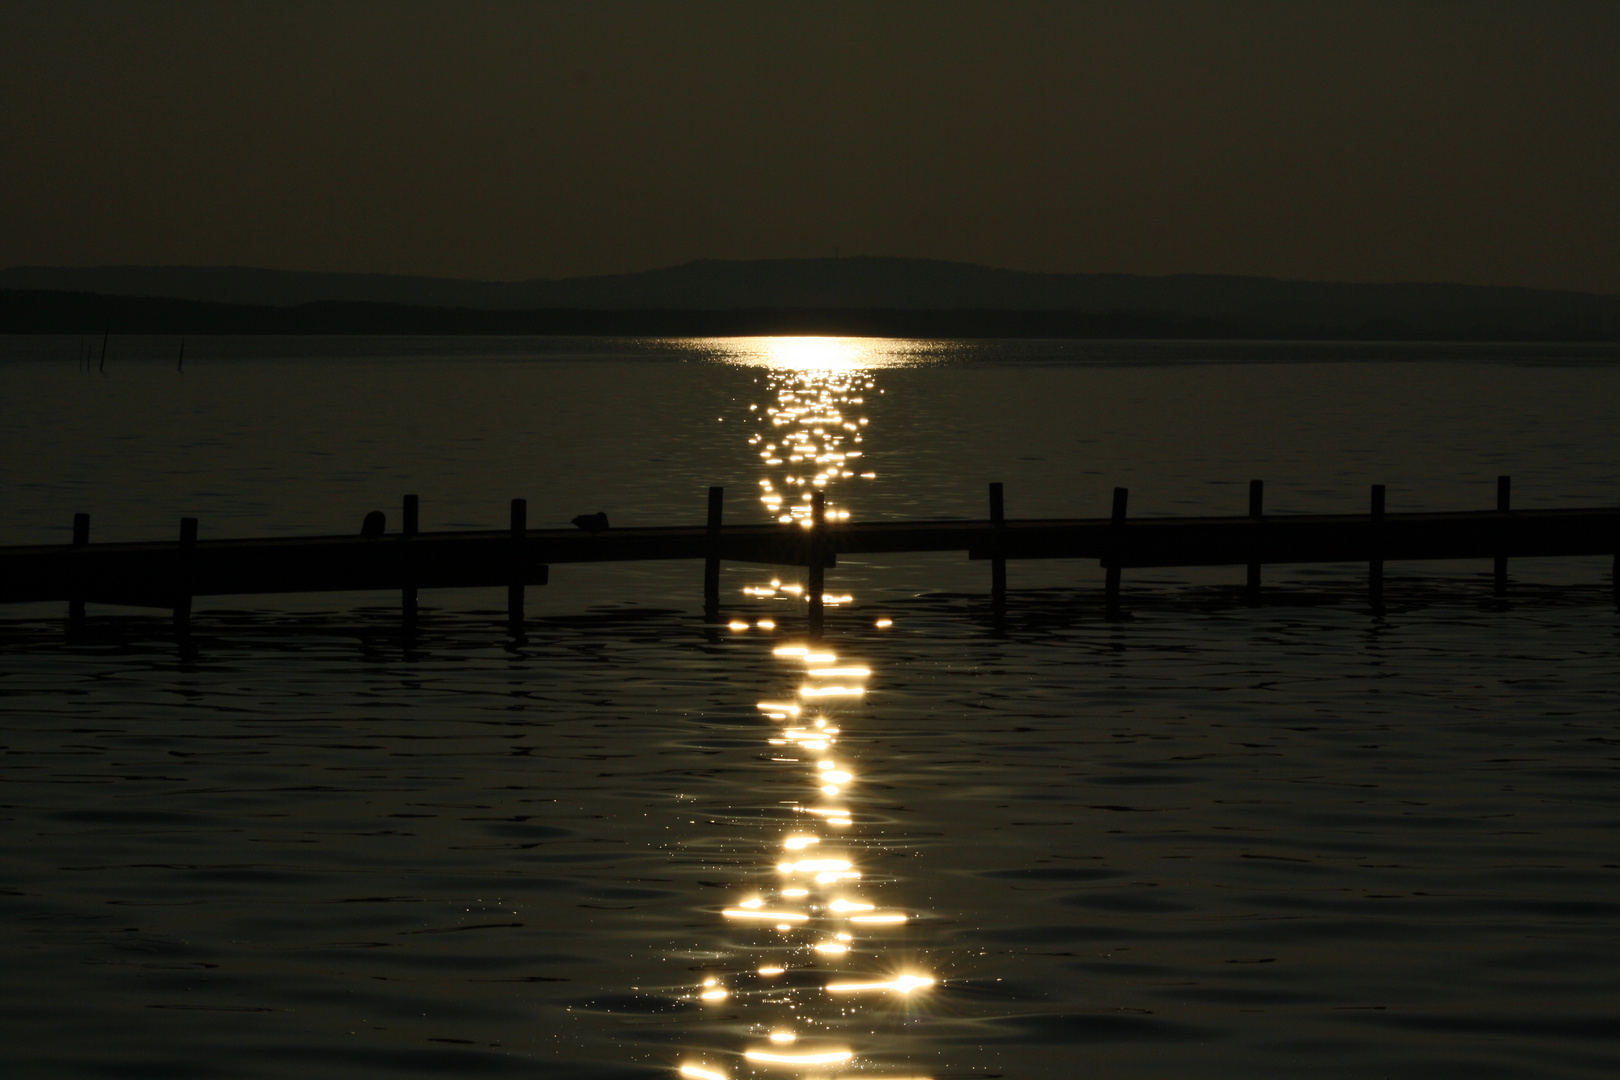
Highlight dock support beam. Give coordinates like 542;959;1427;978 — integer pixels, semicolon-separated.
508;498;526;632
1494;475;1510;596
808;492;826;638
1105;487;1128;621
69;513;89;631
989;482;1006;605
1246;479;1263;604
704;486;723;621
1614;497;1620;604
402;494;419;623
1369;485;1385;607
175;517;197;633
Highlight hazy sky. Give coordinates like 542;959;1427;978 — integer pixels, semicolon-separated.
3;1;1616;291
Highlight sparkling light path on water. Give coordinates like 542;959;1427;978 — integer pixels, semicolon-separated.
675;340;931;1080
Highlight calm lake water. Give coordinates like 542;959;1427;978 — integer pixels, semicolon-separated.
3;335;1620;1080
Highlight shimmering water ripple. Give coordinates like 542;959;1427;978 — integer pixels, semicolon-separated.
3;587;1618;1079
3;336;1620;1079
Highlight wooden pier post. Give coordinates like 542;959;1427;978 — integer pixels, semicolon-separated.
1613;497;1620;604
1494;475;1510;596
175;517;197;632
1105;487;1128;620
704;486;724;620
402;494;419;622
1612;495;1620;604
989;482;1007;604
11;486;1620;627
808;492;826;638
69;513;89;629
507;499;527;631
1369;485;1385;606
1246;479;1264;603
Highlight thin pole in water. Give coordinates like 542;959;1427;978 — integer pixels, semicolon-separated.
177;338;185;374
704;486;723;621
808;492;826;638
1246;479;1264;603
402;494;419;623
508;498;526;632
69;512;89;631
1369;485;1386;607
1494;475;1510;596
1105;487;1128;620
99;319;109;373
175;517;197;634
989;482;1007;605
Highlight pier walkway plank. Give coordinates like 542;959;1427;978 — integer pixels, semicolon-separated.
3;506;1616;608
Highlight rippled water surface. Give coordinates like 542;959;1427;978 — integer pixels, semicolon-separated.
3;336;1619;1079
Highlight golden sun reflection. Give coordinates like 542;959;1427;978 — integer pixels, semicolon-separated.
744;1048;855;1066
698;334;943;372
743;359;875;526
800;685;864;697
754;336;872;372
672;353;935;1080
825;974;936;994
723;907;809;921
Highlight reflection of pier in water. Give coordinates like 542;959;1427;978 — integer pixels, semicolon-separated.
675;344;936;1080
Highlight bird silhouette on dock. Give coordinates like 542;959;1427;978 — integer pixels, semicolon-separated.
571;512;610;534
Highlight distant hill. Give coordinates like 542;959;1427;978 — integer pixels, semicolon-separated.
2;257;1616;338
0;290;1269;338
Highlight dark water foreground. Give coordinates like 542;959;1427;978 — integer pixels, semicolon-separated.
5;335;1620;1077
4;576;1618;1080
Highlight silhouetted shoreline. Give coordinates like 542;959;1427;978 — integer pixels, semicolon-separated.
3;289;1616;341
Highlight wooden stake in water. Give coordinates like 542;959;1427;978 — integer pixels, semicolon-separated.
99;319;109;373
1105;487;1128;620
1369;485;1386;606
808;492;826;638
704;486;724;620
175;517;198;633
508;498;526;631
1246;479;1264;602
69;513;89;629
1613;496;1620;604
402;494;419;622
989;482;1007;604
1494;475;1511;596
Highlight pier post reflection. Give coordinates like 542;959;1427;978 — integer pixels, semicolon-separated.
67;511;89;639
988;482;1006;611
705;486;725;622
507;497;527;634
401;493;419;625
807;493;826;639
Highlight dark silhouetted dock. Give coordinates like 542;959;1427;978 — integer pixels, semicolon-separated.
5;479;1617;633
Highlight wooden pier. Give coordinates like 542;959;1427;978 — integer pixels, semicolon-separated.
4;479;1617;632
